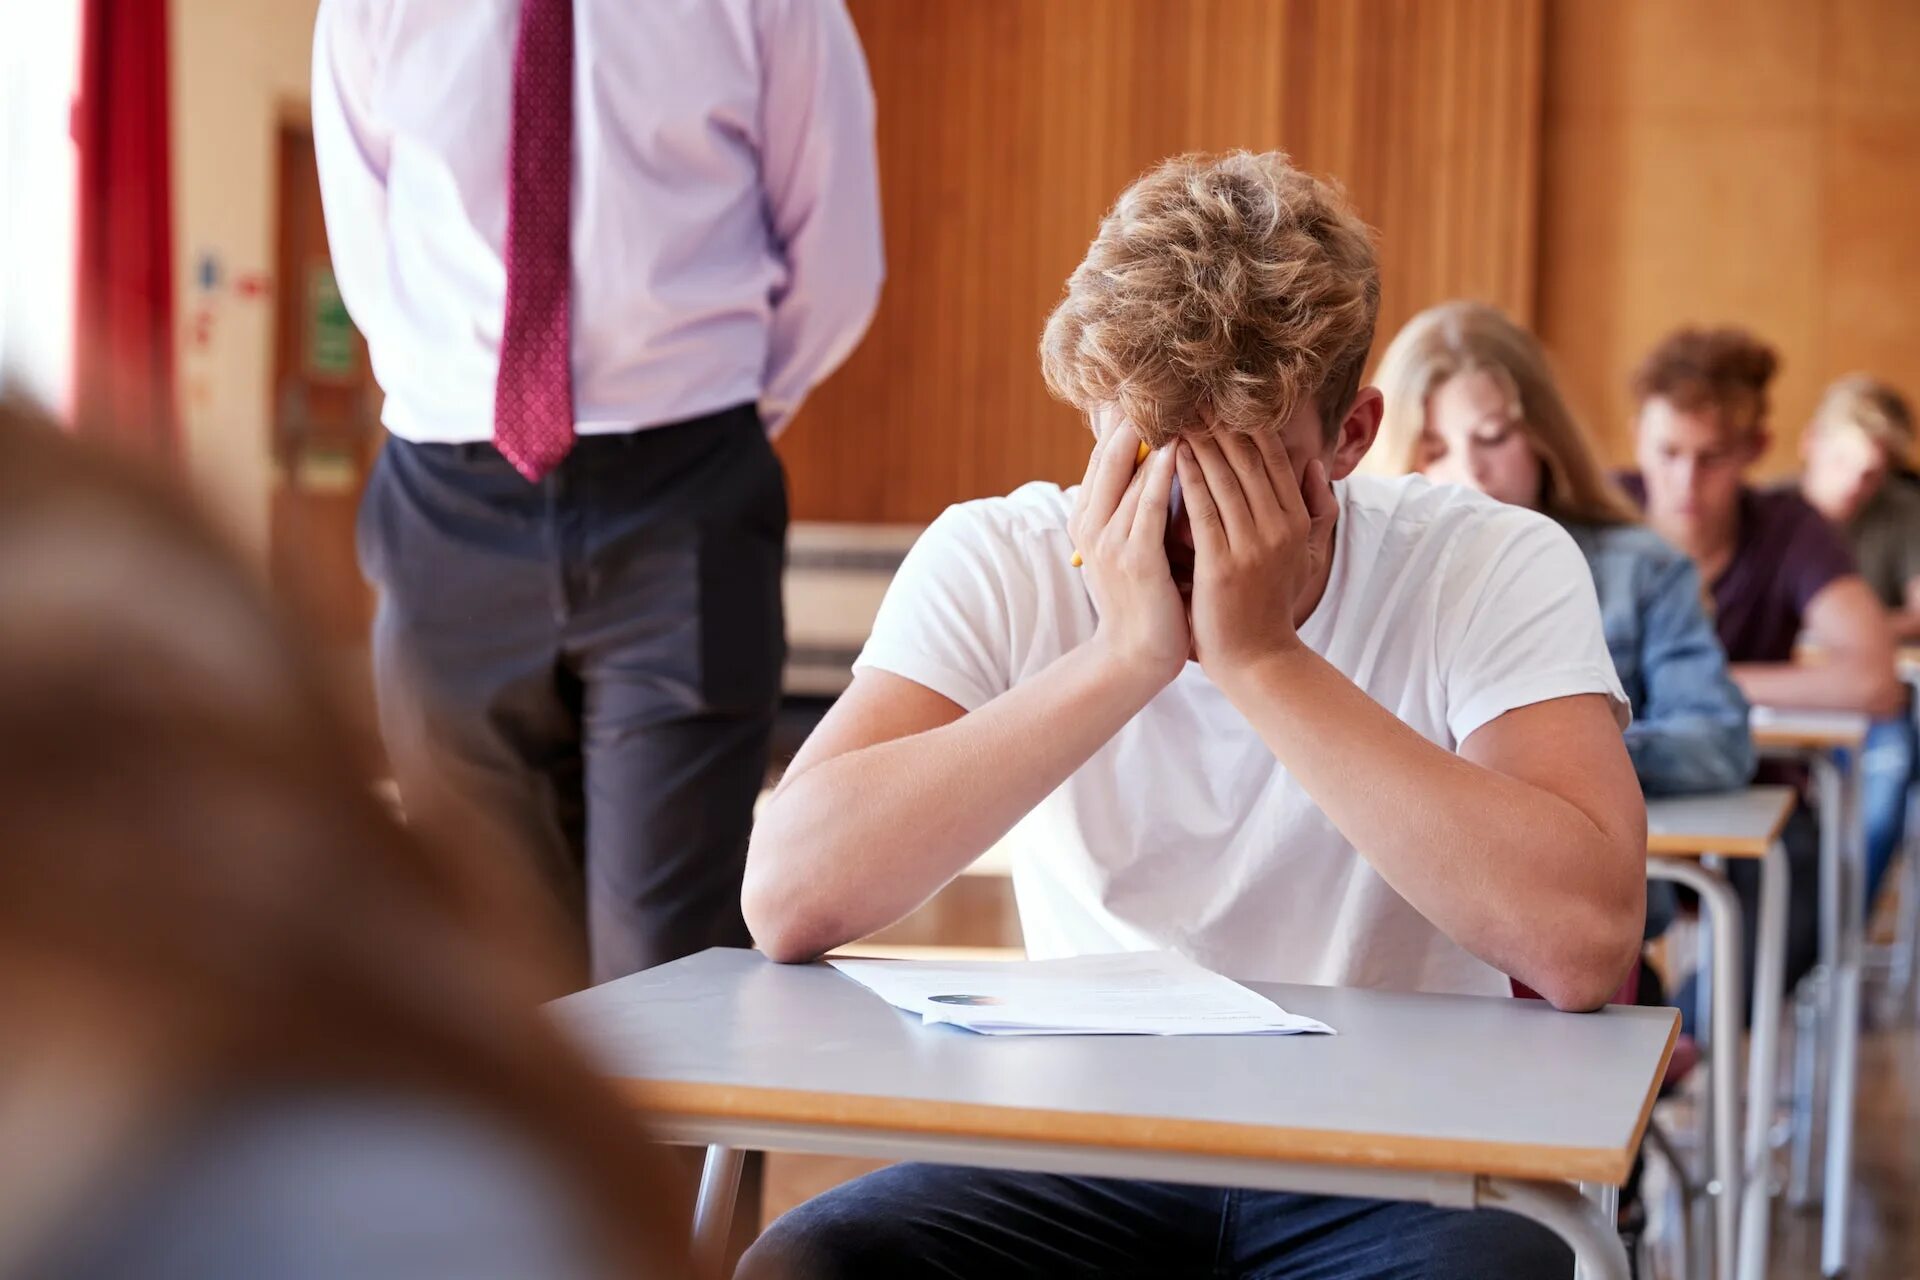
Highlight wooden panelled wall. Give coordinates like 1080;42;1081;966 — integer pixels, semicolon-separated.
778;0;1545;523
1538;0;1920;475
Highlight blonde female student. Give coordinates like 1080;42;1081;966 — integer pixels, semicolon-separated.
1371;301;1754;798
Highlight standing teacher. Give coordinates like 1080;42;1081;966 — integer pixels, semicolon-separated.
313;0;882;982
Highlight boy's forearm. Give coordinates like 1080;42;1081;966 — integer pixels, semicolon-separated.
1218;645;1642;1006
745;645;1164;961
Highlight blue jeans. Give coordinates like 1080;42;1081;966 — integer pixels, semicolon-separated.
739;1164;1572;1279
1863;711;1917;911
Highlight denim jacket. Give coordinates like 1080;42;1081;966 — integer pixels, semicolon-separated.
1562;521;1756;796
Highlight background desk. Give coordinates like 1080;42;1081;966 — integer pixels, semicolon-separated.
1749;706;1869;1278
554;948;1677;1280
1645;786;1796;1280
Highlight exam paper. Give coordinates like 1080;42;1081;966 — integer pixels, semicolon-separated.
827;950;1333;1037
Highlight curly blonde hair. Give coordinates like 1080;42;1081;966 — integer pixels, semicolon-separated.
1040;151;1380;445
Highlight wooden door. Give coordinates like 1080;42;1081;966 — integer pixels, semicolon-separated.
268;112;384;758
268;115;379;648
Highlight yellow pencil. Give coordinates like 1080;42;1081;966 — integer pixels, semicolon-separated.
1070;439;1152;567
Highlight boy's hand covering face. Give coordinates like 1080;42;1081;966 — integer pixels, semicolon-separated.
1068;411;1190;685
1176;431;1338;680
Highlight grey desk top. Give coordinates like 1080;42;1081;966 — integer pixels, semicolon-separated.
1645;785;1797;858
1750;706;1870;750
552;948;1676;1184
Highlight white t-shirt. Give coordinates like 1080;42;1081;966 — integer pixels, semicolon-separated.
854;473;1629;998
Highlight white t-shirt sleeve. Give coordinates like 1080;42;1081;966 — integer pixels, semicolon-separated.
1439;511;1630;746
853;502;1027;711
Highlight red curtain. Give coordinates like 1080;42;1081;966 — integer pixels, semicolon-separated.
72;0;177;459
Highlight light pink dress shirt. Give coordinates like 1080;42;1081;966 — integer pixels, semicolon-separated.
311;0;883;441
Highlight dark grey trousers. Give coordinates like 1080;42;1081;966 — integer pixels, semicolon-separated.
357;404;785;983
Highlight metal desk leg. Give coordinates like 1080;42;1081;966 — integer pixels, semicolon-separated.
1642;1121;1695;1265
692;1144;746;1280
1580;1181;1620;1224
1791;748;1848;1213
1580;1180;1621;1278
1896;691;1920;1022
1788;968;1824;1208
1478;1178;1630;1280
1650;858;1744;1280
1893;783;1920;1020
1817;754;1865;1278
1737;840;1790;1280
1693;899;1719;1280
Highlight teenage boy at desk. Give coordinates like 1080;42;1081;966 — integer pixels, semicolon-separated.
739;151;1645;1280
1620;328;1906;1010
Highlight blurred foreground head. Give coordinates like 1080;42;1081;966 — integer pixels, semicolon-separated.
0;401;683;1278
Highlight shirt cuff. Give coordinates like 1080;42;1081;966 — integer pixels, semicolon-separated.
851;646;995;713
1449;664;1630;747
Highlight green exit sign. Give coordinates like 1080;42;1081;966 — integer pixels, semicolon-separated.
307;264;356;379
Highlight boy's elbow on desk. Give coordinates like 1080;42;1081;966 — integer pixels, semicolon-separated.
742;828;852;965
1499;842;1644;1013
1525;902;1644;1013
749;922;829;967
742;870;835;964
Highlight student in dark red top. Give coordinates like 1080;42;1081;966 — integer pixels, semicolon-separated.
1618;327;1904;1016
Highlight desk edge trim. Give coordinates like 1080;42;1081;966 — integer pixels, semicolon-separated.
616;1078;1642;1186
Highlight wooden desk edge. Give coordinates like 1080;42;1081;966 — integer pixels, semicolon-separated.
1646;835;1771;858
1622;1008;1680;1182
1645;796;1793;858
616;1057;1659;1187
1752;726;1866;751
1644;787;1796;859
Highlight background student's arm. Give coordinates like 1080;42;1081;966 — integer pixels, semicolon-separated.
745;428;1187;962
1729;575;1905;717
1626;552;1756;794
755;0;885;434
1179;435;1645;1011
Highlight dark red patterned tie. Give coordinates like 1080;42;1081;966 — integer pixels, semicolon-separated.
493;0;574;482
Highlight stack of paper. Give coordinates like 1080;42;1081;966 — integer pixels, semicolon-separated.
827;950;1333;1037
